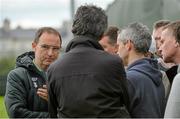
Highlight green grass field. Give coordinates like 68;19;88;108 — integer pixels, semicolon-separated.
0;96;8;118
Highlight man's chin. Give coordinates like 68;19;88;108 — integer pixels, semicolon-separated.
163;57;171;64
44;61;53;66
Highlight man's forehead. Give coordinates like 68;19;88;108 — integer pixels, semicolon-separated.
37;33;61;46
162;28;172;36
40;32;59;37
39;32;60;40
153;27;164;35
152;30;160;40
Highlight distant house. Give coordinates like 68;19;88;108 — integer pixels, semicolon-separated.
0;19;71;57
0;18;38;57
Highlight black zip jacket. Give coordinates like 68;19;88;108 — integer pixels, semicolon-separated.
4;51;49;118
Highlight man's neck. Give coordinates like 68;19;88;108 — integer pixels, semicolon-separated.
33;59;46;72
128;52;146;66
174;48;180;64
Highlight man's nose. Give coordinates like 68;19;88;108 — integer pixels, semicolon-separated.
47;48;53;56
158;46;162;54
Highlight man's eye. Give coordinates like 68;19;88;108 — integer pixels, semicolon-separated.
53;48;60;50
155;38;160;41
41;45;49;49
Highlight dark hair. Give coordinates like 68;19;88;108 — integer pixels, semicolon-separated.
72;5;107;40
34;27;62;45
153;20;171;30
103;26;119;45
164;20;180;44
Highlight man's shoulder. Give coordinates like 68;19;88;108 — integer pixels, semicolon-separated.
173;73;180;83
175;73;180;77
9;67;26;74
127;65;145;82
8;67;32;81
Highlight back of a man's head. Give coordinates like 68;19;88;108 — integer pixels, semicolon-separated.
118;22;152;54
72;5;107;40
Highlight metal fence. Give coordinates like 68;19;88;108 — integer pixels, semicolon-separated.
0;75;7;96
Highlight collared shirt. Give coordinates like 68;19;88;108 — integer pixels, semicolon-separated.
33;59;47;80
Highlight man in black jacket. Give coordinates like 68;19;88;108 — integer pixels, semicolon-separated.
4;27;62;118
47;5;130;118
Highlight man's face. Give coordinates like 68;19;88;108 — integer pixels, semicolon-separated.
99;36;118;55
159;29;178;63
152;27;164;57
32;32;61;70
117;40;129;66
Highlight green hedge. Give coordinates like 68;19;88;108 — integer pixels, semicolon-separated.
0;76;7;96
0;57;15;76
0;57;15;96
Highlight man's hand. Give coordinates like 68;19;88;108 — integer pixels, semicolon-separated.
37;85;48;101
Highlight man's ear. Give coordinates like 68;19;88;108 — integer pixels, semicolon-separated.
32;42;37;51
114;44;119;53
125;40;132;51
175;41;180;47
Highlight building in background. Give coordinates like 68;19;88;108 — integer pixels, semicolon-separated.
0;18;69;57
106;0;180;31
0;0;77;57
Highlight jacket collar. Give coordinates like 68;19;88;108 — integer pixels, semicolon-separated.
65;35;103;52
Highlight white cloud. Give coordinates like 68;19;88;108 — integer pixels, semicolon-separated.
12;18;63;29
77;0;114;9
0;0;115;28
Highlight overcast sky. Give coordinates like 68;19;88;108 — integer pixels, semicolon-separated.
0;0;114;29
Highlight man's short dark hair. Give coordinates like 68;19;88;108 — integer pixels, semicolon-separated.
164;20;180;44
153;20;171;30
34;27;62;45
72;5;107;40
103;26;119;45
